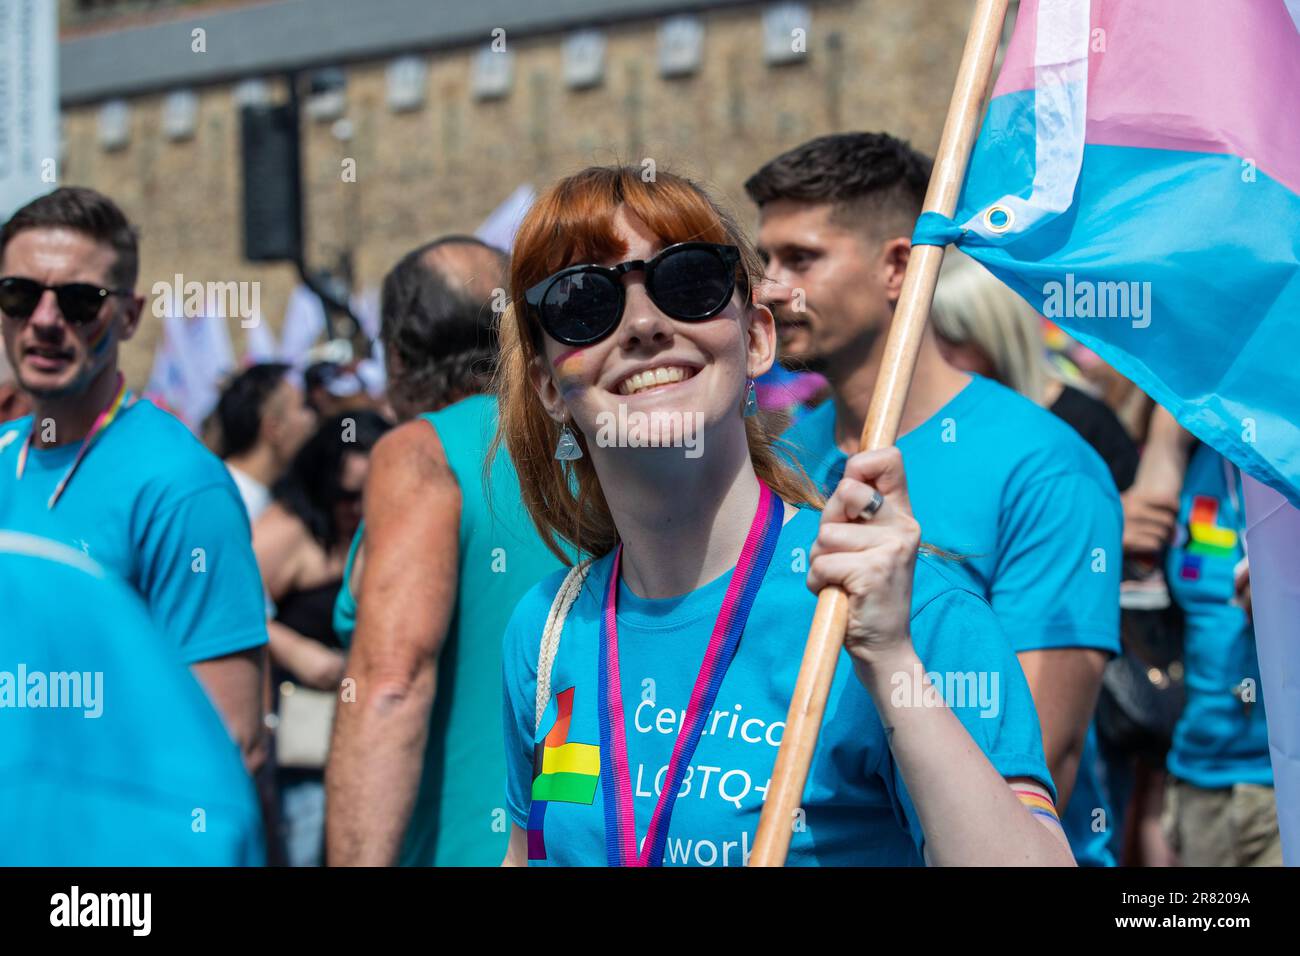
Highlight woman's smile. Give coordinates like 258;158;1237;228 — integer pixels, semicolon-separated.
612;363;702;397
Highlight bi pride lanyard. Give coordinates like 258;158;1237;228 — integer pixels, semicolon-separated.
597;478;785;866
14;373;134;510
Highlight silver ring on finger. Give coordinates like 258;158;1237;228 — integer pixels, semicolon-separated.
855;489;884;522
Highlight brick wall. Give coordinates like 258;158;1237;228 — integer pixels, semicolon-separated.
56;0;972;387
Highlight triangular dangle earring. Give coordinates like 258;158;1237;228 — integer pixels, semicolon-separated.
742;378;759;418
554;422;584;460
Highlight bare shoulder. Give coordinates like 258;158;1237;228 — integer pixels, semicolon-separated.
254;501;310;547
365;419;460;524
370;418;454;485
252;501;316;594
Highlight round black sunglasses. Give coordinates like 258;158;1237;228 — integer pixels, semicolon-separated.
524;241;745;347
0;276;133;326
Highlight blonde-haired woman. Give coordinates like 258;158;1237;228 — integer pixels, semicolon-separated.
931;254;1052;403
932;256;1138;492
496;165;1073;867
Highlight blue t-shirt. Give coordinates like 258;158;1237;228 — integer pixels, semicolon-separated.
0;400;267;664
0;531;264;865
502;506;1053;866
1166;446;1271;789
781;375;1122;866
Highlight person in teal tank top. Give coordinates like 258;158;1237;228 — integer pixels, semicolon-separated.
327;238;565;866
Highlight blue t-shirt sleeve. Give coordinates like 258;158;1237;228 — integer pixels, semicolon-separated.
1;543;265;865
502;575;562;831
990;472;1121;655
880;586;1055;856
138;483;269;664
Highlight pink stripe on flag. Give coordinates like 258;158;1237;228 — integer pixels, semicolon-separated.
995;0;1300;195
1084;0;1300;195
990;0;1040;97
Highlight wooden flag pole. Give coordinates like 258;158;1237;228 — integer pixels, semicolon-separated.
748;0;1012;867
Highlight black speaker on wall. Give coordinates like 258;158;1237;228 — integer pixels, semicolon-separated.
240;103;302;262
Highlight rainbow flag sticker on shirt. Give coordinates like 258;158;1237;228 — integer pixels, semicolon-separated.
528;686;599;861
1179;495;1239;580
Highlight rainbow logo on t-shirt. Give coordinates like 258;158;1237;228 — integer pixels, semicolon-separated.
528;686;599;861
1178;495;1238;581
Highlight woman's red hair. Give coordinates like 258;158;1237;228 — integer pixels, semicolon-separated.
492;165;821;563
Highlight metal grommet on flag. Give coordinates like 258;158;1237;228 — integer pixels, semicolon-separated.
982;204;1015;234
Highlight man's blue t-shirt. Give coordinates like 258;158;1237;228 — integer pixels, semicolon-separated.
502;507;1053;866
0;400;267;664
1166;445;1271;789
781;375;1122;866
0;531;264;865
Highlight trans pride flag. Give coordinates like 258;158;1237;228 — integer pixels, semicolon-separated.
913;0;1300;863
915;0;1300;505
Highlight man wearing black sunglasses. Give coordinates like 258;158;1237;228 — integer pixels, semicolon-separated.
748;133;1124;868
0;187;269;777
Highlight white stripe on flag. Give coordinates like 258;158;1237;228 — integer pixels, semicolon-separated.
1242;474;1300;865
963;0;1092;241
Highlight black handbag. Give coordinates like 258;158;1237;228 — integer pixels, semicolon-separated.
1096;592;1186;760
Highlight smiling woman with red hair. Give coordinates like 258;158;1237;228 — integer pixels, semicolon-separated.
494;165;1074;867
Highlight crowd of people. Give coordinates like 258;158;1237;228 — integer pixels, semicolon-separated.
0;131;1279;867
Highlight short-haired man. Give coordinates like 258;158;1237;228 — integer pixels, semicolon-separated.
747;133;1123;865
0;187;269;771
216;362;316;522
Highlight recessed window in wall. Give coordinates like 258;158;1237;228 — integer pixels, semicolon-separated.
658;15;704;79
386;56;428;112
305;68;347;122
564;29;606;90
163;89;198;141
472;44;514;100
233;78;271;108
97;99;130;151
763;2;812;65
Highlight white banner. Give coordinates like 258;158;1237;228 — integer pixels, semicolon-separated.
145;316;235;431
0;0;58;221
476;184;536;253
1242;474;1300;865
279;284;326;365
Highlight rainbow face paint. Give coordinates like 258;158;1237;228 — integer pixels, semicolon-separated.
552;347;589;398
86;316;115;357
